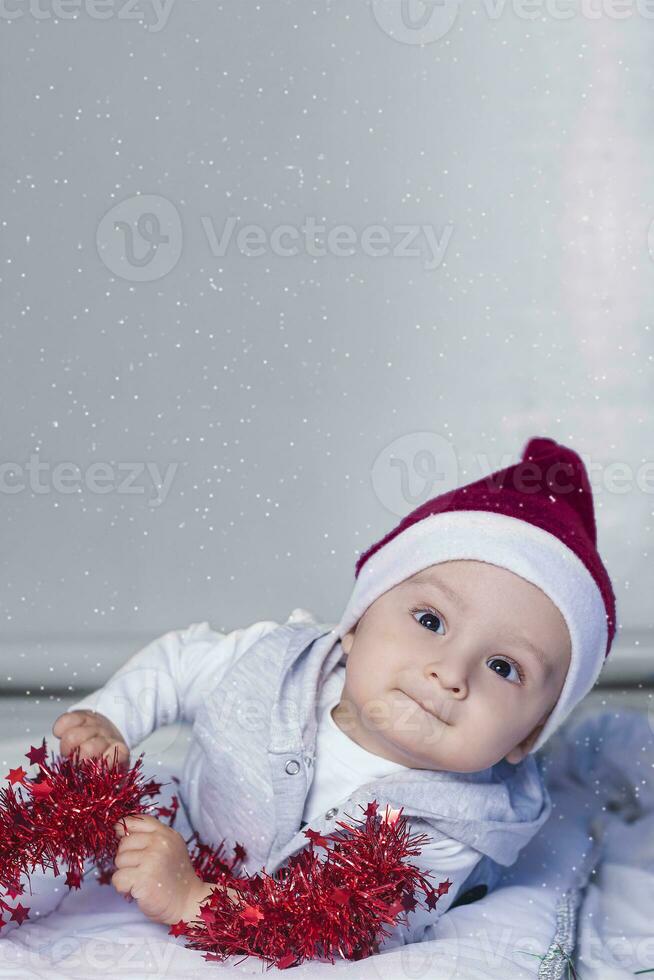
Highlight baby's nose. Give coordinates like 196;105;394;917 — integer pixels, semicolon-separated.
425;662;468;697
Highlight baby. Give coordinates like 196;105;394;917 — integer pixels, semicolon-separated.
52;435;617;948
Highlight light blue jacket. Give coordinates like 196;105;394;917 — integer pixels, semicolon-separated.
186;615;553;938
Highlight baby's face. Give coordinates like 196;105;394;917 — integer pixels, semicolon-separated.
334;559;571;772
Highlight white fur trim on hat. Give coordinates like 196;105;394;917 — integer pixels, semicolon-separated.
334;509;608;755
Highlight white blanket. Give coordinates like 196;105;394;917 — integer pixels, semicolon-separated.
1;705;652;979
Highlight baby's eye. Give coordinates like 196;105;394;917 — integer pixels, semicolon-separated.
487;657;523;684
412;608;445;635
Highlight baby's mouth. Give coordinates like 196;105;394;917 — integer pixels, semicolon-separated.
395;688;449;724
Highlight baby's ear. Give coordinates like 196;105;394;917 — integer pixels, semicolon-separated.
340;628;355;655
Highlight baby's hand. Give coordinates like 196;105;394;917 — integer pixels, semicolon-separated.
52;708;130;771
111;813;210;925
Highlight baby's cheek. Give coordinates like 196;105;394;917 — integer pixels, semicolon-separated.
466;716;521;767
360;697;395;734
345;655;377;701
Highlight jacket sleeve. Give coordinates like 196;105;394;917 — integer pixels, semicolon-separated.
66;619;280;749
379;832;483;950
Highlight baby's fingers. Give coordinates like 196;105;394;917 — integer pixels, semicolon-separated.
71;734;111;761
75;735;129;769
52;710;90;738
114;847;146;870
111;868;137;897
58;723;98;757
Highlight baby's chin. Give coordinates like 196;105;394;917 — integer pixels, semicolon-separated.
385;735;512;773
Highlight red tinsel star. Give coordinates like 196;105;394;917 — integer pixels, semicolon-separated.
141;779;162;797
6;766;27;786
169;920;188;937
65;870;82;889
27;778;54;799
240;904;264;926
425;888;439;910
423;881;451;909
304;828;329;848
25;743;48;767
364;801;378;818
387;898;405;917
401;890;418;912
9;903;30;925
4;883;24;900
233;843;247;863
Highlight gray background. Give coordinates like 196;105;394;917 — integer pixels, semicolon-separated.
2;0;654;693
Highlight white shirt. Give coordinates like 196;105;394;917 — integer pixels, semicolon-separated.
302;663;408;824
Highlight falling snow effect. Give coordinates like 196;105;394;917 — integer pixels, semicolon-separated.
0;0;653;976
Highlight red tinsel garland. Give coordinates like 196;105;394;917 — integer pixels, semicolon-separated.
178;802;451;969
0;740;451;969
0;738;166;927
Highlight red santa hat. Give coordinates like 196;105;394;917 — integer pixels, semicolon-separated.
334;436;617;755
